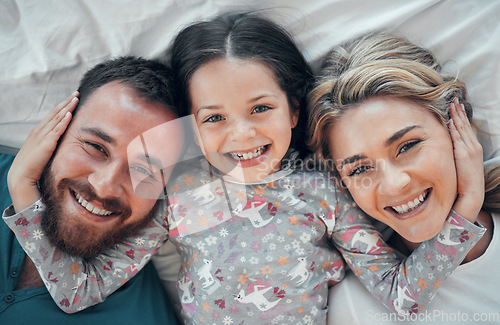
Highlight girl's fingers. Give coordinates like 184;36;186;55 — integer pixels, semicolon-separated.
449;100;476;149
44;97;78;132
449;98;483;160
50;111;72;139
448;118;463;150
39;91;78;130
41;91;79;123
37;95;79;137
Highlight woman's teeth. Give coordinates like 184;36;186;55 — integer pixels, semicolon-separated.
229;146;266;161
75;192;112;216
392;191;428;214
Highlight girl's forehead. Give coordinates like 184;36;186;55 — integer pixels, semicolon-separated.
189;59;283;94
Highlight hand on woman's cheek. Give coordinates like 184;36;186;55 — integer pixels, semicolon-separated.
447;98;484;223
329;97;459;243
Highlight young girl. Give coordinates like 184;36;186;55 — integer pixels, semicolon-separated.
4;13;485;324
307;33;498;323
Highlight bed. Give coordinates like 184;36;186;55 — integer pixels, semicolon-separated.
1;1;499;321
1;0;499;160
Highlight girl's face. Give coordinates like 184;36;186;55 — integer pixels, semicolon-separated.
189;58;299;183
329;96;457;243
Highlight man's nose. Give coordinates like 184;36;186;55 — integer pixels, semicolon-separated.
87;160;127;198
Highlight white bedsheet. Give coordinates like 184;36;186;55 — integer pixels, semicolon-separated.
1;0;499;158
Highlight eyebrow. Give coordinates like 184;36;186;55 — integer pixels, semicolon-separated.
248;94;278;103
340;154;367;169
339;125;421;169
138;134;166;171
138;134;167;193
384;125;419;147
81;127;115;145
196;104;219;115
135;153;165;171
195;94;279;114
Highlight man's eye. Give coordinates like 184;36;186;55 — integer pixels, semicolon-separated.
130;165;155;180
398;140;421;155
85;142;107;155
253;105;271;114
204;115;224;123
348;165;373;177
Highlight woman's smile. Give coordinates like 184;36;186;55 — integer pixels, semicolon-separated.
329;96;458;243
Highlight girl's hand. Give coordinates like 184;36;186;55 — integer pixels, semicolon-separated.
449;97;484;223
7;92;79;212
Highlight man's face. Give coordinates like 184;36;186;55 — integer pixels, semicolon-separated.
39;81;184;258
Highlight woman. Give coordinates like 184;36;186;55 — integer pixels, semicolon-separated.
308;34;500;323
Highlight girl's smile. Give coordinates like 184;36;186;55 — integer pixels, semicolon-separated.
189;58;299;183
225;144;270;167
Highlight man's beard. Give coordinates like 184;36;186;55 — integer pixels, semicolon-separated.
38;159;158;260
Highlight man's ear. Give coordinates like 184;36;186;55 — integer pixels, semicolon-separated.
190;114;205;154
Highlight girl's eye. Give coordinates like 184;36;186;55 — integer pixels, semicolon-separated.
85;142;107;156
204;115;224;123
348;165;373;177
398;140;421;156
252;105;271;114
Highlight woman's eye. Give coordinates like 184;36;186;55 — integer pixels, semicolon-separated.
398;140;421;155
253;105;271;114
348;165;373;177
204;115;224;123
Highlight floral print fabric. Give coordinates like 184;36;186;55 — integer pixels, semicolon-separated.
3;157;485;324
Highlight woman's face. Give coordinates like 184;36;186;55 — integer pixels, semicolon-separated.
188;58;298;183
329;96;457;243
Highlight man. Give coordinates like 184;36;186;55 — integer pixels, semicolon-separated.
1;57;183;324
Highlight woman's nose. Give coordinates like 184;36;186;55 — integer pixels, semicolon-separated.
378;163;411;196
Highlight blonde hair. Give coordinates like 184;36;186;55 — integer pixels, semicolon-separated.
308;33;500;213
484;165;500;213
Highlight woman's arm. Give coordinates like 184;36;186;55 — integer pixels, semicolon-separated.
331;100;486;316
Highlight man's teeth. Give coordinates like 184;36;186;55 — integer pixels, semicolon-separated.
229;146;266;160
392;192;427;214
75;192;112;216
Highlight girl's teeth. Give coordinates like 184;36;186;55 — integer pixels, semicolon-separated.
75;193;112;216
230;146;265;160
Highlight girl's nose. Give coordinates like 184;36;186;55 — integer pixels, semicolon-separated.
229;118;256;141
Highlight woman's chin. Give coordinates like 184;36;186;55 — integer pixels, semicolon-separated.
400;227;442;247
